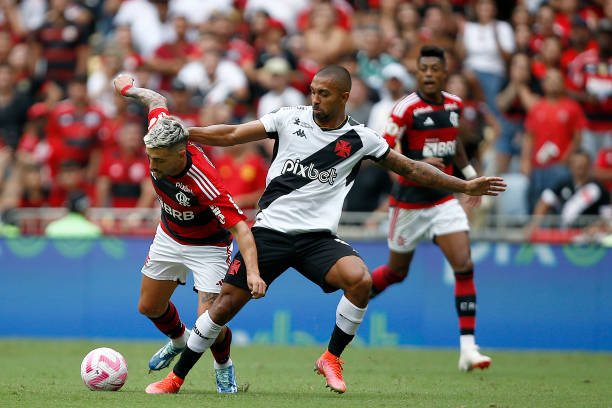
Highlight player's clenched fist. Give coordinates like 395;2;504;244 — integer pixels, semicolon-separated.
113;74;135;95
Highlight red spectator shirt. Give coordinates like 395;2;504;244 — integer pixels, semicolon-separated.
525;97;587;168
153;42;200;91
46;101;107;175
567;49;612;131
147;108;246;246
382;91;462;209
214;152;268;209
98;148;149;208
595;147;612;192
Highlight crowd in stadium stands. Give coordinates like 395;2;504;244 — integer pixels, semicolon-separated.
0;0;611;237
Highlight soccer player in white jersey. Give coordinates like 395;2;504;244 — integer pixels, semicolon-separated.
146;66;506;394
113;75;266;394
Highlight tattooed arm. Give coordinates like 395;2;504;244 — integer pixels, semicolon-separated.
113;74;167;111
378;149;506;196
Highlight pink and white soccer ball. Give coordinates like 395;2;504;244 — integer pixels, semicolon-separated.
80;347;128;391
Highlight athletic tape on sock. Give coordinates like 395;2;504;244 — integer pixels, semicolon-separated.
188;311;223;353
335;295;367;336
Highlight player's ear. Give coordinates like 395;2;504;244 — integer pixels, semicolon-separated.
341;91;350;104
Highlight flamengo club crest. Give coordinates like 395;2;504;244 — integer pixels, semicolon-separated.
175;191;190;206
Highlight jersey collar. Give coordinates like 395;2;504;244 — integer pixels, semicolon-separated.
314;114;348;131
417;90;445;106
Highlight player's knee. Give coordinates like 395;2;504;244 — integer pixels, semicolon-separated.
346;265;372;295
137;299;166;318
452;258;474;274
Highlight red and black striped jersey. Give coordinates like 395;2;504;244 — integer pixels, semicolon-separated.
383;91;463;209
147;109;246;246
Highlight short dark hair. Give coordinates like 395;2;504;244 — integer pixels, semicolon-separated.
419;46;446;65
315;65;352;93
571;149;591;161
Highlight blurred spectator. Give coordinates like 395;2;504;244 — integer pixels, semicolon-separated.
447;72;501;170
514;23;533;54
525;150;611;239
256;57;305;118
213;143;267;211
16;102;51;168
560;16;598;75
45;190;102;238
87;47;126;117
207;9;256;82
0;63;32;150
553;0;580;45
167;78;200;127
47;160;94;208
178;46;249;107
393;2;420;44
243;0;308;34
531;35;562;80
18;162;49;208
98;92;147;155
296;0;352;33
303;2;352;67
32;0;89;85
530;4;557;54
114;0;169;58
495;53;540;173
96;121;153;208
594;147;612;192
148;12;200;91
346;76;373;125
367;62;414;134
404;5;455;72
521;68;587;212
46;75;107;180
457;0;515;116
356;25;396;92
169;0;233;27
566;18;612;158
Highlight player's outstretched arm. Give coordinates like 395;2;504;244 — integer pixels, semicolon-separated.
379;149;506;196
228;221;266;299
113;74;167;111
188;120;268;147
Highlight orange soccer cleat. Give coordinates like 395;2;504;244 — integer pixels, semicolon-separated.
145;371;184;394
314;350;346;393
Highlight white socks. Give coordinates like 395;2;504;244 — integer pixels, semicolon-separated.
214;357;233;370
335;295;367;336
188;311;223;353
460;334;476;350
171;327;190;348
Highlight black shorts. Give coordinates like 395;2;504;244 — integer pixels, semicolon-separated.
224;227;361;293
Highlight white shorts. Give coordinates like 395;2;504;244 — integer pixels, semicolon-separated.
387;198;469;253
141;225;232;293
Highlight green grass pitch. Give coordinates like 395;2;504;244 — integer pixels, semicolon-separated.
1;340;611;408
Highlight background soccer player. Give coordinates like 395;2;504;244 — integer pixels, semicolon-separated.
145;65;505;395
113;74;266;393
370;46;492;371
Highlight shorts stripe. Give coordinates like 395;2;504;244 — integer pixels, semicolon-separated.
388;207;399;239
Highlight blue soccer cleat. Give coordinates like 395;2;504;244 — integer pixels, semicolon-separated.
215;363;239;394
149;341;185;371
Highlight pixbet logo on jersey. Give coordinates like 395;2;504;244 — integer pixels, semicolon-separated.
281;159;338;185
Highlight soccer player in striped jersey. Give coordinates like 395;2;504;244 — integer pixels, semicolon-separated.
370;46;492;371
113;75;266;393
